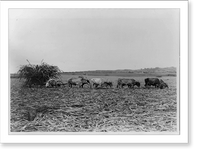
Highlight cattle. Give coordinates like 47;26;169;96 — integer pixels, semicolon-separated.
144;78;161;88
133;81;141;88
80;78;91;88
159;79;169;89
68;77;91;88
90;78;104;88
102;81;113;88
45;78;64;88
145;78;168;89
117;78;140;88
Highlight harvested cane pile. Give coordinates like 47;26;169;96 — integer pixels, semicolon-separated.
18;60;62;87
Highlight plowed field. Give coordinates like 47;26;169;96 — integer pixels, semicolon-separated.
10;75;178;133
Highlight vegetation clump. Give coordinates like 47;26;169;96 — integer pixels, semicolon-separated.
18;60;62;87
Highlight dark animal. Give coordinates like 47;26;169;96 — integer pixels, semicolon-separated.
68;77;91;88
102;81;113;88
45;79;64;88
133;81;141;88
159;79;169;89
145;78;168;89
117;78;140;88
144;78;161;88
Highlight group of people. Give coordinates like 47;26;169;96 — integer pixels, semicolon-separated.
45;76;168;89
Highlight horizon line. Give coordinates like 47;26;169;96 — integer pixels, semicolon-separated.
10;66;176;74
62;66;176;73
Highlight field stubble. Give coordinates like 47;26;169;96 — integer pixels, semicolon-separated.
10;76;177;133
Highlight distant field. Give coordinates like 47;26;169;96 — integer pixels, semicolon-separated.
62;72;176;77
10;75;178;133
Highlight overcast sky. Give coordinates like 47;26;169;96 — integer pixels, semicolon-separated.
9;9;179;73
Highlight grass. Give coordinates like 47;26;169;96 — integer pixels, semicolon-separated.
10;75;177;133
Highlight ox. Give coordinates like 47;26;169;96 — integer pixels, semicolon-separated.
144;78;160;88
145;78;168;89
45;79;64;88
159;79;169;89
90;78;113;88
102;81;113;88
117;78;140;88
90;78;104;88
68;77;91;88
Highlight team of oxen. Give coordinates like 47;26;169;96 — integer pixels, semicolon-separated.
45;76;168;89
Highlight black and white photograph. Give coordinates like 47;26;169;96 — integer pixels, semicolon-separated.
9;8;179;134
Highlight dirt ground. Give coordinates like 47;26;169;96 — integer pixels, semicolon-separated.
10;75;178;133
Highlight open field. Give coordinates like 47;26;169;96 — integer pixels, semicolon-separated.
10;75;177;133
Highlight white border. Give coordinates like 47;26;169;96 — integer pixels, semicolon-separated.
0;1;188;143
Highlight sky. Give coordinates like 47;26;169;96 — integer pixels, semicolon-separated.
9;9;179;73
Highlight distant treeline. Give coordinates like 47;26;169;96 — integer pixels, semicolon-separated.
10;67;176;78
62;72;176;77
11;72;176;78
62;67;176;77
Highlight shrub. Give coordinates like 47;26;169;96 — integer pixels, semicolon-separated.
18;60;62;87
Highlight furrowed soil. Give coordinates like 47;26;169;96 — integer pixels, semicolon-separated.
10;75;177;133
